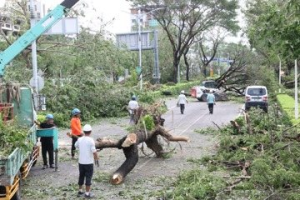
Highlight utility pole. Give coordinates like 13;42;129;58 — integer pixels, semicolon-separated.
153;29;160;84
138;9;143;90
295;59;298;119
30;0;39;108
278;55;282;93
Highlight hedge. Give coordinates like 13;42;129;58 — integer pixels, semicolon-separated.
276;94;300;124
136;81;199;104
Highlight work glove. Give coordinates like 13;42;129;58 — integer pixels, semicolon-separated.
95;159;99;167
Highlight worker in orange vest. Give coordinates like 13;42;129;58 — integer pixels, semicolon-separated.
70;108;83;159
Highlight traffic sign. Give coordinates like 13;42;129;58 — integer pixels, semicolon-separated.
30;75;44;91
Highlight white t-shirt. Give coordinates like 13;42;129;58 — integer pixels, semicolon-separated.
128;100;139;114
75;136;96;164
178;94;188;105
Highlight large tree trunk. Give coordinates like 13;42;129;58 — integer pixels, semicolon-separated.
201;64;208;77
173;53;181;83
95;125;189;185
184;51;190;81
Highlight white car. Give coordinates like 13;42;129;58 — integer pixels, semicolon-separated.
245;85;268;112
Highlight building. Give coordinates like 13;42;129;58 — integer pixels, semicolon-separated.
130;8;152;30
0;0;46;37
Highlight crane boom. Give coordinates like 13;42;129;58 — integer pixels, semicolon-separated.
0;0;79;76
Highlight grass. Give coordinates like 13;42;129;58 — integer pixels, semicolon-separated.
276;94;300;124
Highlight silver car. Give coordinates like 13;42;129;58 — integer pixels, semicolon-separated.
245;86;268;112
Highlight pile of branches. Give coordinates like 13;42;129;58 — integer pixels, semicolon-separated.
95;102;189;185
0;82;21;104
0;120;33;158
200;107;300;199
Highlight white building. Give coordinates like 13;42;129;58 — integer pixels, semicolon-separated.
0;0;47;37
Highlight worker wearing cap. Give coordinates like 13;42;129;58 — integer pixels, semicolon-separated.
128;96;139;124
75;124;99;198
70;108;82;159
39;114;56;169
177;90;188;114
207;90;216;114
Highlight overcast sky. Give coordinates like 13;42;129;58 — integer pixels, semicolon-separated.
0;0;247;43
45;0;132;34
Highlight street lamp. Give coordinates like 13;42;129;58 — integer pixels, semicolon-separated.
135;7;165;90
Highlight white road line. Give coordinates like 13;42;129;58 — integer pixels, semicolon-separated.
137;112;206;170
176;112;207;136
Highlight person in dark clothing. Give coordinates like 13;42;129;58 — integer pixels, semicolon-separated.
39;114;56;169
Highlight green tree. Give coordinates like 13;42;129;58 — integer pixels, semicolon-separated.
128;0;239;82
245;0;300;75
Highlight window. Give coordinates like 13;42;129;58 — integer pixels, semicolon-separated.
247;88;266;96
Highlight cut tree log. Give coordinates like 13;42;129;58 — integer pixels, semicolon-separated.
95;125;189;185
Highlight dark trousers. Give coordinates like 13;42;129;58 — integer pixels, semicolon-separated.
41;137;54;166
208;103;214;114
78;164;94;186
71;137;78;157
180;104;185;114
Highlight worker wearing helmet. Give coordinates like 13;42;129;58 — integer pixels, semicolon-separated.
207;90;216;114
128;96;139;124
177;90;188;114
39;114;56;169
70;108;83;159
75;124;99;198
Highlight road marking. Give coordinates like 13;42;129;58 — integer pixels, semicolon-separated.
137;112;206;170
177;113;207;136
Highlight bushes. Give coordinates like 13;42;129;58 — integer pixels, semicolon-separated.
41;79;199;127
159;107;300;199
41;80;131;127
277;94;300;124
135;81;199;104
160;81;199;96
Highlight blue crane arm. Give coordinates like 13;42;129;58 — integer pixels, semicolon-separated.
0;0;79;76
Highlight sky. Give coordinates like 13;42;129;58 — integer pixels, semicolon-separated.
0;0;5;7
45;0;132;35
0;0;247;43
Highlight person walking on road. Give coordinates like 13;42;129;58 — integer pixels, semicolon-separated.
38;114;56;169
128;96;139;124
70;108;82;159
75;124;99;199
177;90;188;114
207;90;216;114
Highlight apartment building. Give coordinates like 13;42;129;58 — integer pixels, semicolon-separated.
0;0;46;37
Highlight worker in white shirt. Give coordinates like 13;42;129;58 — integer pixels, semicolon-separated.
128;96;139;124
75;124;99;199
177;90;188;114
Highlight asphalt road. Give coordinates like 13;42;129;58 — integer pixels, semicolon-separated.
22;98;242;200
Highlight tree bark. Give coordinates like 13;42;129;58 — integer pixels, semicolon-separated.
201;64;208;77
95;125;189;185
184;49;190;81
173;55;180;83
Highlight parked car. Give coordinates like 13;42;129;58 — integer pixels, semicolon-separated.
245;85;268;112
190;80;218;101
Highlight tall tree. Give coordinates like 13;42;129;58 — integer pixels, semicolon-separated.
245;0;300;67
129;0;239;82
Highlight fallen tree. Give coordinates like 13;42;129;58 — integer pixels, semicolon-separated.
94;104;189;185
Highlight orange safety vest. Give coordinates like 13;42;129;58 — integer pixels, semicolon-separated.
70;117;82;136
